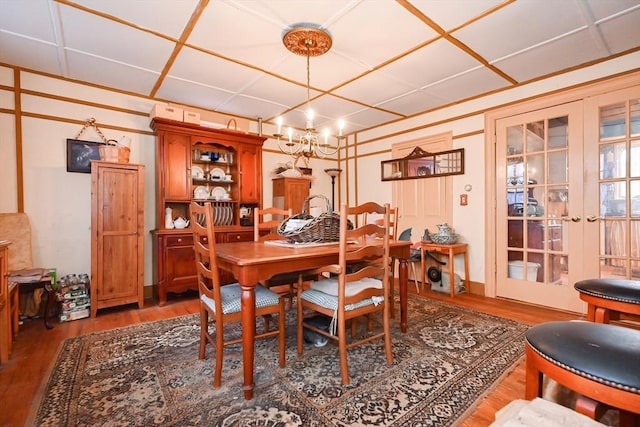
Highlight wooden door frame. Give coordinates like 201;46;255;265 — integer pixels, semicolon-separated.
484;70;640;298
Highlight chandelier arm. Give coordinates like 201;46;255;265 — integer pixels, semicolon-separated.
277;137;302;155
315;143;340;156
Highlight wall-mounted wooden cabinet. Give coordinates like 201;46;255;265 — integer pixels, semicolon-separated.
150;118;266;306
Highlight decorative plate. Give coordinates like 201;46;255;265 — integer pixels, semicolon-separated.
209;167;226;181
194;185;209;199
191;165;204;179
417;166;431;176
211;186;226;200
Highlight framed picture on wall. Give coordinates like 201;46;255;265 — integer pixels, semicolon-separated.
66;139;101;173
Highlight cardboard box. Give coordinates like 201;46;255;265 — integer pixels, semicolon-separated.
150;104;183;121
183;110;200;124
59;307;90;323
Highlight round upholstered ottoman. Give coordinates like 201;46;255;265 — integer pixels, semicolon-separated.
574;279;640;323
525;321;640;424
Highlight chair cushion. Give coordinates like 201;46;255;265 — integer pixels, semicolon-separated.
525;320;640;393
574;279;640;305
201;283;281;315
300;289;381;312
310;277;382;296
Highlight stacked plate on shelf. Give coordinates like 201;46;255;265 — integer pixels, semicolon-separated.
213;204;234;226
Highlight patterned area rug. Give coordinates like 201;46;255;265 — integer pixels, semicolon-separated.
34;296;528;426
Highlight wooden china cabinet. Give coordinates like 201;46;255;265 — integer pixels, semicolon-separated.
272;177;310;215
151;118;266;306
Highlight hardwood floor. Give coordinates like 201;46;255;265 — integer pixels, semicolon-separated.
0;287;581;427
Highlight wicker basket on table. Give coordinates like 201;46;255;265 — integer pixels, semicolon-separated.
277;195;344;243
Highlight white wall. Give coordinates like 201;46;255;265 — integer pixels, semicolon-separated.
0;67;337;286
2;50;638;291
342;51;640;285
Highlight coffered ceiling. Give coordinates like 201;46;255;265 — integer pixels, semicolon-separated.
1;0;639;134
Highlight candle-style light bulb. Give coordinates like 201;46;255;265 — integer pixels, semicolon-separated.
276;116;283;135
323;128;330;145
287;127;293;144
338;119;345;137
306;109;314;129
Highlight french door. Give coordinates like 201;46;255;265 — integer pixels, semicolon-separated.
584;86;640;282
495;86;640;312
496;102;584;312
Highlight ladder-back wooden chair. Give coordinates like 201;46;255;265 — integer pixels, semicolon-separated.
191;202;286;387
297;201;393;385
254;206;316;309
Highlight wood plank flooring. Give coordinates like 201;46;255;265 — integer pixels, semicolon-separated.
0;287;582;427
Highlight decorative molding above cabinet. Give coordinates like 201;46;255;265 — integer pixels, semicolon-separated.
150;118;267;305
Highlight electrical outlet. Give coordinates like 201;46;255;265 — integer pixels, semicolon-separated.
460;194;468;206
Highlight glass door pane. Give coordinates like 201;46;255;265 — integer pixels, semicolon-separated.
506;117;569;284
598;99;640;280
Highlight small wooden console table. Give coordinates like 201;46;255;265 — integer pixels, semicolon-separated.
420;242;470;297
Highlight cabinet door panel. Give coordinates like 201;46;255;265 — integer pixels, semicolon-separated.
238;144;261;203
166;245;197;287
163;132;191;201
101;235;138;299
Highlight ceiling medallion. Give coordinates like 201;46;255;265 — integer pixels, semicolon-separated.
282;23;332;57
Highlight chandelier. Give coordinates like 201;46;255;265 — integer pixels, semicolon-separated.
274;23;345;158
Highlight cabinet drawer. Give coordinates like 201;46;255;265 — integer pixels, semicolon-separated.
166;235;194;247
226;231;254;242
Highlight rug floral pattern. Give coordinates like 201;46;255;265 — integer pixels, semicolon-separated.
35;297;527;426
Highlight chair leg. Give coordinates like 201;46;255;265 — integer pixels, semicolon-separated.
278;299;286;368
264;314;272;331
338;313;350;385
214;326;224;388
199;305;208;359
383;304;394;365
389;259;396;319
297;284;304;356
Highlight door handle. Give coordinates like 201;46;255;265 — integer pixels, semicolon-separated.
562;216;581;222
586;215;601;222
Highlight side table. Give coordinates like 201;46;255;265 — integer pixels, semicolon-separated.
420;242;470;297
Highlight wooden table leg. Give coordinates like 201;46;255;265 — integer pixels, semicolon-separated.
240;283;256;400
398;259;408;333
448;250;455;298
463;249;470;292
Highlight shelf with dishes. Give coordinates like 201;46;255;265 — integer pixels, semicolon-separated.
191;165;234;182
193;185;234;201
192;200;236;227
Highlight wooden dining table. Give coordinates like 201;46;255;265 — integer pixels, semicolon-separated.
215;238;411;400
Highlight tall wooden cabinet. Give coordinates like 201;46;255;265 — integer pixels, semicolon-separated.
272;177;310;214
0;242;10;364
151;118;266;305
91;161;145;317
